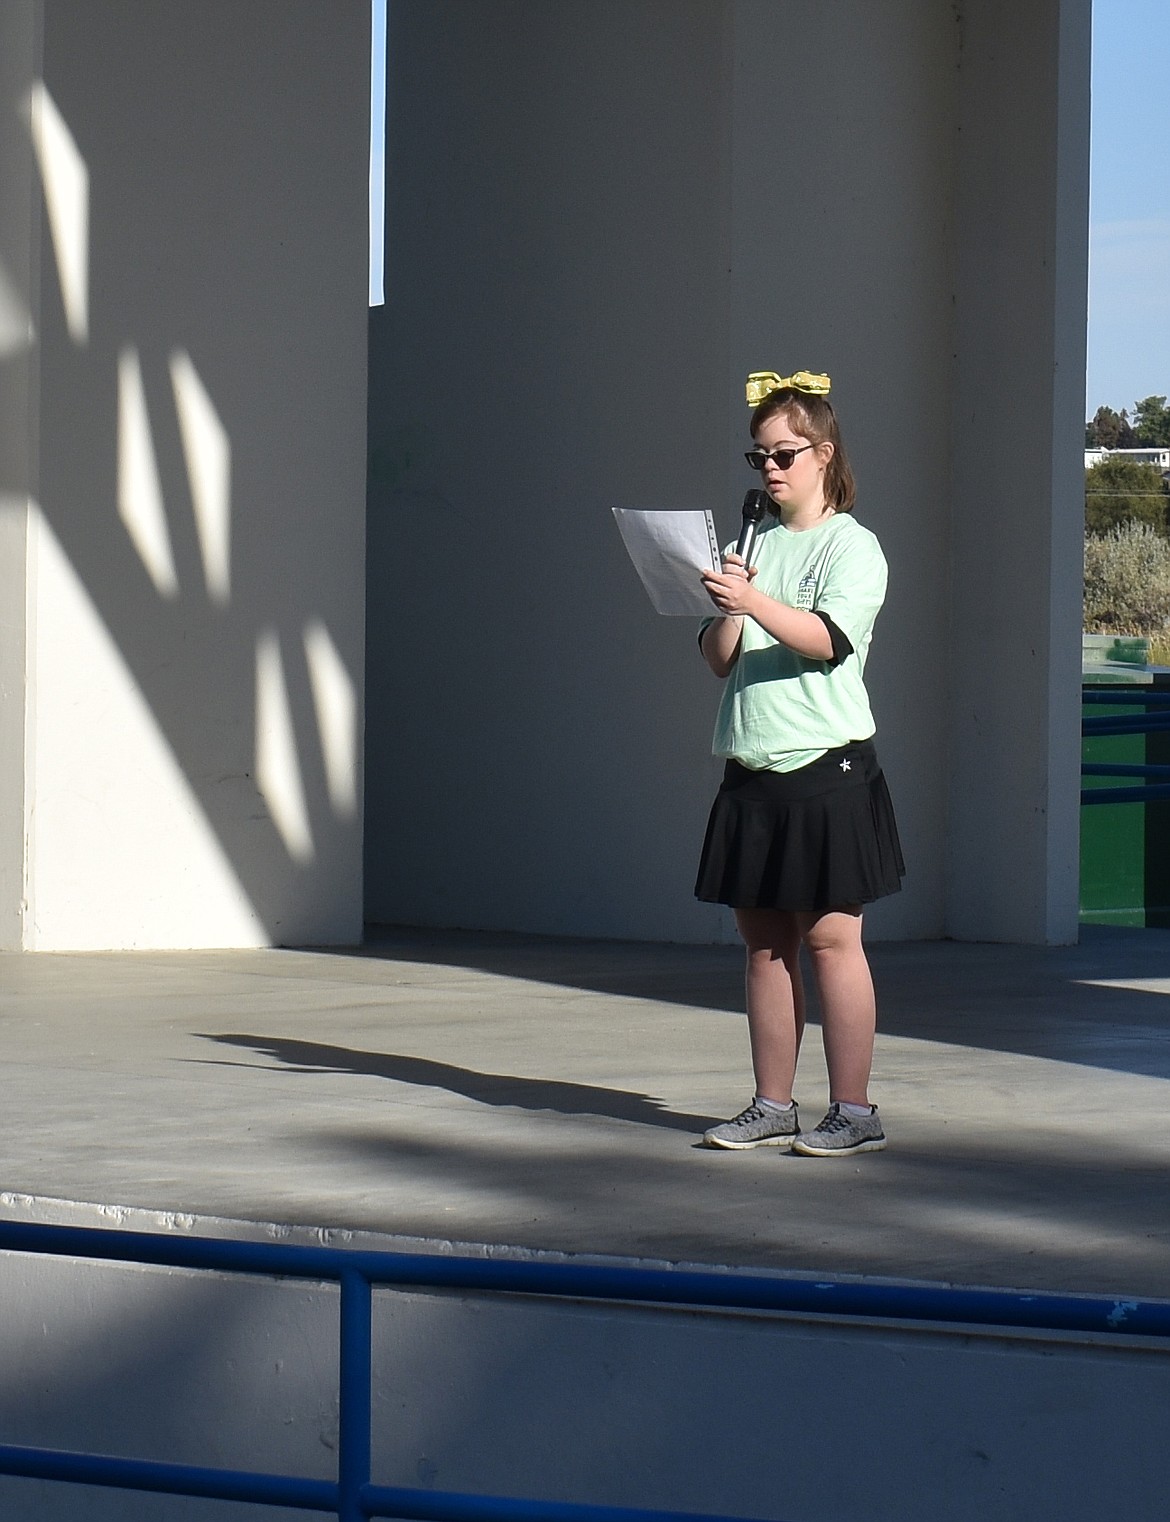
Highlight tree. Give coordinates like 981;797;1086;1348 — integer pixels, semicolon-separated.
1084;456;1168;536
1086;405;1136;448
1132;395;1170;448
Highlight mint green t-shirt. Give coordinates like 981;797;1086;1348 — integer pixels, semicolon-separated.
701;511;888;773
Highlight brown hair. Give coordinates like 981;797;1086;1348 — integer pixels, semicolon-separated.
750;389;857;514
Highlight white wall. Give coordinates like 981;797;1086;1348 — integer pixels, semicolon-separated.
947;0;1090;942
1;2;370;948
4;0;1091;951
365;0;1090;944
0;1241;1166;1521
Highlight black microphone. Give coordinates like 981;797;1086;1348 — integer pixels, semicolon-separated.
735;489;769;568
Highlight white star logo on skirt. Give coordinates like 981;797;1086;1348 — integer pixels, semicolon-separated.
839;758;851;772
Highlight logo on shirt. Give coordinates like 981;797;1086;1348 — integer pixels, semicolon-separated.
795;568;818;610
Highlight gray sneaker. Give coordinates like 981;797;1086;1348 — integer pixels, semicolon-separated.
703;1099;799;1150
791;1102;886;1156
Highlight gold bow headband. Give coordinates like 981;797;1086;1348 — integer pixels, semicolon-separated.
746;370;832;406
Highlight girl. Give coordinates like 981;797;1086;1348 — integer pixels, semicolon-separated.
695;370;903;1156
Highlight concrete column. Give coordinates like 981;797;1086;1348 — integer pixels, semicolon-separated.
367;0;960;942
5;1;370;949
366;0;738;943
946;0;1091;942
0;1;40;951
726;0;958;941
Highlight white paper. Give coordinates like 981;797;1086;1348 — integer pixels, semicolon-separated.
611;508;722;616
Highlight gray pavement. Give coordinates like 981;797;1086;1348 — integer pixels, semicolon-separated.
2;924;1170;1298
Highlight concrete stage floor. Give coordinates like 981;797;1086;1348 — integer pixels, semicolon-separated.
2;925;1169;1299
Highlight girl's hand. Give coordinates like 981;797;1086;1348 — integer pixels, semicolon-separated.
701;554;758;616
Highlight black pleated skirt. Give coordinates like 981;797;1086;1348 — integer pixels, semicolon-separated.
694;739;905;912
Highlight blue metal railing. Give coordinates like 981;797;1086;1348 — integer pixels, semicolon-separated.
1082;687;1170;803
2;1222;1170;1520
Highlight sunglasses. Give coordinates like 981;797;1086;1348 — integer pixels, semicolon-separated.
744;443;816;472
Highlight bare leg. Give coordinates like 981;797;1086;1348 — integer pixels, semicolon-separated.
733;907;805;1104
797;906;876;1106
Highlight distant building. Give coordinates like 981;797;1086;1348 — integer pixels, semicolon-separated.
1085;446;1170;470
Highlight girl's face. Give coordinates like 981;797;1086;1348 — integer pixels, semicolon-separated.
752;410;833;516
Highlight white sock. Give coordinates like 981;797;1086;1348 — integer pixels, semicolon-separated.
838;1100;874;1117
757;1095;794;1113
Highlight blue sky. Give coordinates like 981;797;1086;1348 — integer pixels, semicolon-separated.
369;0;386;306
1086;0;1170;413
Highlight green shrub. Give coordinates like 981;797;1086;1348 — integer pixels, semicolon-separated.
1084;457;1168;535
1084;521;1170;634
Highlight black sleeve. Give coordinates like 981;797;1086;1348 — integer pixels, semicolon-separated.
812;610;854;667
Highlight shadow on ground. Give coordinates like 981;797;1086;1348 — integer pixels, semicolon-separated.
198;1033;721;1134
255;1117;1170;1296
